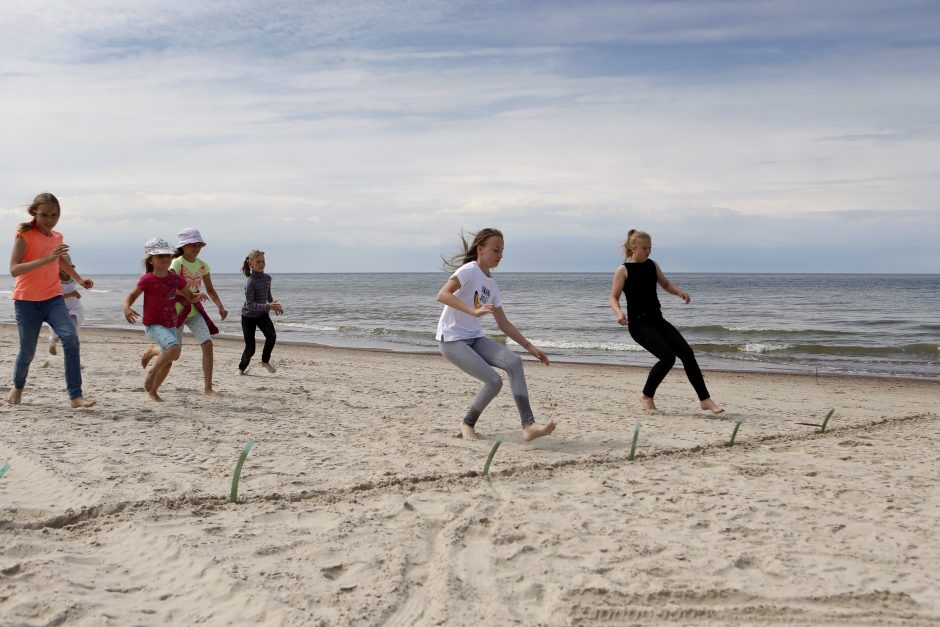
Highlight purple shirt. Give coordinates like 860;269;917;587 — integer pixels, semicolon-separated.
242;271;273;318
138;272;186;327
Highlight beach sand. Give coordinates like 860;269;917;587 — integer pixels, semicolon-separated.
1;324;938;625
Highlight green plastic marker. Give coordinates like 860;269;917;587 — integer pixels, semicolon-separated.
819;408;835;433
728;416;744;447
0;463;9;480
482;436;504;477
230;438;254;503
628;421;641;461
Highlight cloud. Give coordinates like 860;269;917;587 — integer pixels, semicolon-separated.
0;1;938;272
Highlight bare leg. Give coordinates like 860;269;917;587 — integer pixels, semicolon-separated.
523;420;557;441
640;395;657;411
70;396;96;408
8;388;23;405
700;398;724;414
201;342;220;396
459;423;478;441
144;346;180;401
141;345;160;368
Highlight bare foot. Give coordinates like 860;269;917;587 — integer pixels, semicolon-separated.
459;423;478;441
238;368;247;375
148;390;164;402
70;396;97;408
522;420;557;441
261;362;276;373
141;346;160;369
700;398;725;414
640;395;657;411
8;388;23;405
204;389;222;397
49;344;57;355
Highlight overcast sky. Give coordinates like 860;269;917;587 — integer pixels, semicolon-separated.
1;1;938;273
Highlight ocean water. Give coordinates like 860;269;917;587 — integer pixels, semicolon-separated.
2;273;938;379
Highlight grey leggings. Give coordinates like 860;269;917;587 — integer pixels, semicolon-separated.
439;336;535;428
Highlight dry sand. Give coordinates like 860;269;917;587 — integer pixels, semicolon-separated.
1;324;938;625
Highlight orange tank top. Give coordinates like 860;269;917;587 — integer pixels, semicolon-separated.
11;228;64;301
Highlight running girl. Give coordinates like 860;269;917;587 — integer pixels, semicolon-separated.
436;228;556;441
238;249;282;374
609;229;724;414
7;193;95;407
124;237;198;402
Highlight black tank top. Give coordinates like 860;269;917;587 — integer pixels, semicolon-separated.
623;259;662;322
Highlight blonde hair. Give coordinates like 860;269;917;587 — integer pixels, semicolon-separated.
621;229;651;261
442;228;504;270
241;249;265;277
17;192;60;235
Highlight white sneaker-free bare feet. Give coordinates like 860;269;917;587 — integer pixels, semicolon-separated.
8;388;23;405
700;398;724;414
261;362;276;373
141;346;159;368
640;395;657;411
70;396;96;408
459;423;478;441
522;420;556;441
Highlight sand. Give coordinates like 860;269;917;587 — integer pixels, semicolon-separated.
1;324;938;625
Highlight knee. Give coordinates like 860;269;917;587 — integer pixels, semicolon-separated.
167;345;182;361
658;353;676;369
484;371;503;393
60;331;79;352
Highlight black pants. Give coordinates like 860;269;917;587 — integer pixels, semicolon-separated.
628;317;710;400
239;313;276;371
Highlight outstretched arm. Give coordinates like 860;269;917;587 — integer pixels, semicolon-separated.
493;307;549;365
609;265;628;325
201;274;227;320
60;257;93;289
655;262;690;304
124;287;143;323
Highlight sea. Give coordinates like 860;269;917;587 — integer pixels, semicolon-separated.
1;273;938;380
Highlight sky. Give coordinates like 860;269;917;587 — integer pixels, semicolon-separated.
1;0;938;273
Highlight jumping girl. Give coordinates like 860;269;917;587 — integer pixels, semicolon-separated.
8;193;95;407
124;237;198;402
436;228;556;441
238;249;282;374
609;229;724;414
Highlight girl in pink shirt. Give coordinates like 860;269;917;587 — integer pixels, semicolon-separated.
8;193;95;407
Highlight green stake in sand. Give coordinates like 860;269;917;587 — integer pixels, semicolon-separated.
628;421;641;461
229;438;254;503
0;463;9;480
482;436;504;477
819;408;835;433
728;416;744;447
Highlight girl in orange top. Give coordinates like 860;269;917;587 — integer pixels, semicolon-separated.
8;193;96;407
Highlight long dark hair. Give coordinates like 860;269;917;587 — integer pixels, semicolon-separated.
441;228;503;270
17;193;60;235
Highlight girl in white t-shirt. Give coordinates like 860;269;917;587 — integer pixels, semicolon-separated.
436;228;556;442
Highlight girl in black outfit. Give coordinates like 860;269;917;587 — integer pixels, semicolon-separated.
609;229;724;414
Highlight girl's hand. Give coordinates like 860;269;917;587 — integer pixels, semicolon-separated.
526;343;550;366
616;312;627;326
677;289;691;304
69;292;82;300
124;307;139;324
474;303;496;318
218;306;228;321
80;278;93;289
270;301;284;316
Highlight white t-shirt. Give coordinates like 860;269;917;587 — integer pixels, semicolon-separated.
436;261;503;341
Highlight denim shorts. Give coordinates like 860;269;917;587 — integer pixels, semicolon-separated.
176;313;212;344
145;325;180;351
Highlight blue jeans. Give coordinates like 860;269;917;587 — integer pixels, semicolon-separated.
13;297;83;399
439;336;534;427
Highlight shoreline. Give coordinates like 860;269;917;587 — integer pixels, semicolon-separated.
3;321;937;384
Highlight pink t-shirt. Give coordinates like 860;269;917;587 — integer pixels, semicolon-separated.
137;272;186;328
11;228;64;301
